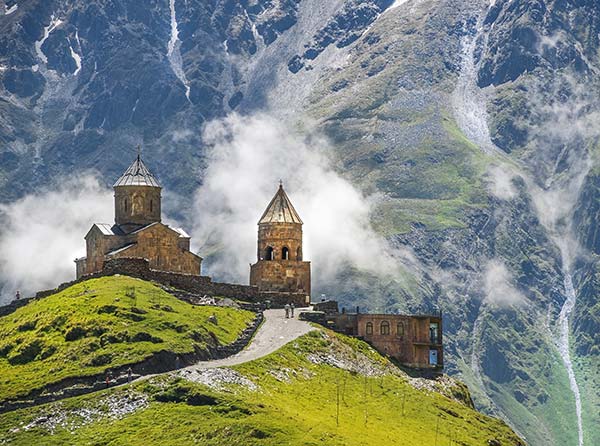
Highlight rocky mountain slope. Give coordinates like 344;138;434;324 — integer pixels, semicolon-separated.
0;0;598;444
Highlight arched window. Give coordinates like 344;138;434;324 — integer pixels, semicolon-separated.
150;199;153;212
265;246;274;261
397;322;404;337
124;199;128;212
366;322;373;335
380;321;390;335
282;246;289;260
296;247;302;261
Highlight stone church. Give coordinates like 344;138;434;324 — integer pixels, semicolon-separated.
250;183;311;296
75;152;202;278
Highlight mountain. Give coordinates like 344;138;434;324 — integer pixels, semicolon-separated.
0;0;598;444
0;276;523;445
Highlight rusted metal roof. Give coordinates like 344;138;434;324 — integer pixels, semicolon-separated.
113;152;161;188
258;184;303;225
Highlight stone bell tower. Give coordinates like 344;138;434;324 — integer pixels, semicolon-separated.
250;183;311;296
113;146;162;234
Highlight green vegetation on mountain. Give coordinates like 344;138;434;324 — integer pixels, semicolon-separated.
0;329;523;446
0;276;254;403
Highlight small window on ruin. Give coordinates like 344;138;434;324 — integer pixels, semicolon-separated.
397;322;404;337
430;322;439;344
366;322;373;335
150;199;153;212
296;247;302;261
124;199;128;212
380;321;390;335
282;246;289;260
265;246;274;261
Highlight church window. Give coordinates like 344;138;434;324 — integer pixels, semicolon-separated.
380;321;390;335
132;194;143;215
282;246;289;260
397;322;404;337
366;322;373;335
265;246;274;261
296;247;302;261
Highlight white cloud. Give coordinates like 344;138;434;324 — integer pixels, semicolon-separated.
0;175;113;303
191;113;398;287
486;164;519;200
483;259;526;307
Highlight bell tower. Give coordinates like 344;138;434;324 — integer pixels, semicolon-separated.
113;146;162;233
250;183;311;296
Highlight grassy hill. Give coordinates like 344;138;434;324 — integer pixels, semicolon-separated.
0;276;255;404
0;327;524;445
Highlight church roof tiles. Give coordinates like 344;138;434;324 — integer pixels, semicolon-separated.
258;184;303;225
113;152;161;188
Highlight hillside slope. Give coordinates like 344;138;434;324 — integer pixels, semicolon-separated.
1;1;599;444
0;328;524;446
0;276;254;407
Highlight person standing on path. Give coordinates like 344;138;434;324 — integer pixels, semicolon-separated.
127;367;132;384
290;303;295;318
284;304;290;318
105;372;111;388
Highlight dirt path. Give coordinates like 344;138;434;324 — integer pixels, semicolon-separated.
185;308;314;370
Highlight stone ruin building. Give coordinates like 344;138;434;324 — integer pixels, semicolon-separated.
75;152;202;278
309;302;444;370
250;183;311;296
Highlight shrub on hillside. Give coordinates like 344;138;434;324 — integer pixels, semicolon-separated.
8;339;44;365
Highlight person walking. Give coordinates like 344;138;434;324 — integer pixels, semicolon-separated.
105;372;111;389
15;290;21;300
127;367;133;384
290;303;295;318
175;356;181;370
284;303;290;318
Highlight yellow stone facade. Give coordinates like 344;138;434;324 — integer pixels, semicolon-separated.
250;184;311;296
75;153;202;278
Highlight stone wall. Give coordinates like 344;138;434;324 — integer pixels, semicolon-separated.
0;297;34;317
37;258;306;307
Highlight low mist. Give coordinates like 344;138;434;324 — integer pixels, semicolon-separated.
483;260;526;307
191;113;397;287
0;176;112;303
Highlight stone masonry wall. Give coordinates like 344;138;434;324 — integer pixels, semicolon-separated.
37;258;306;307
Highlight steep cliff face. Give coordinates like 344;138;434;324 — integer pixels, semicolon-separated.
1;1;599;444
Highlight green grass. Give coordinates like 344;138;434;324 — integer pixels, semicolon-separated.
576;355;600;445
0;276;254;402
0;330;524;446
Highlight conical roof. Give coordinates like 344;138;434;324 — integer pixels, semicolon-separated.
113;152;161;188
258;183;303;224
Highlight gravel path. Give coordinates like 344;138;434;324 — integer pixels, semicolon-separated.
185;308;314;370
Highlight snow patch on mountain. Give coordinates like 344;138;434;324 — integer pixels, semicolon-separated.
167;0;191;102
35;16;63;65
69;31;82;76
4;3;17;15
